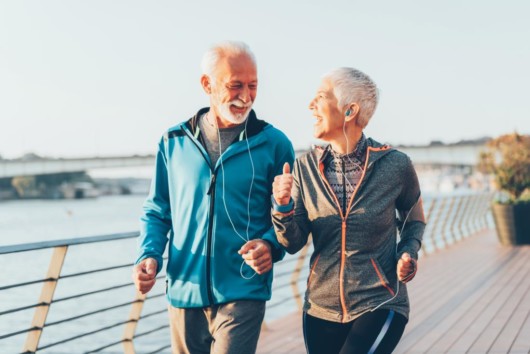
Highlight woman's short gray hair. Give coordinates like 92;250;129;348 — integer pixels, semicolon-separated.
201;41;257;79
324;67;379;129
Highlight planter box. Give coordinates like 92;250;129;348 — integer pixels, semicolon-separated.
491;202;530;245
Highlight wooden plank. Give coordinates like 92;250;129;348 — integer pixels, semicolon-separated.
490;269;530;353
509;310;530;353
412;228;498;299
421;249;525;353
397;230;508;349
472;247;530;353
257;312;303;353
405;239;499;322
445;249;529;352
408;246;528;353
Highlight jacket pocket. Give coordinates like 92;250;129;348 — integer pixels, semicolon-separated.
370;258;395;296
307;254;321;288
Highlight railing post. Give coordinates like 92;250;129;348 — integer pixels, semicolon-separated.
477;193;493;230
465;194;482;235
429;197;447;251
484;193;494;229
22;246;68;353
440;196;456;246
421;198;438;254
457;195;473;238
123;291;147;354
450;196;465;242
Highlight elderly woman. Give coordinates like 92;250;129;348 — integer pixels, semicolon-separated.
272;67;426;354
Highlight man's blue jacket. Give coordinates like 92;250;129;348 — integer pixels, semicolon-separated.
136;108;295;308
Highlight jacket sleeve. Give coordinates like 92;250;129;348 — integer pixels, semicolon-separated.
136;136;172;274
272;159;312;254
396;156;426;260
262;139;295;262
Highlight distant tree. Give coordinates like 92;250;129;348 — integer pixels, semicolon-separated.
429;140;444;146
20;153;43;161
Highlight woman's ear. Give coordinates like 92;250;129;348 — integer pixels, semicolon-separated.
345;103;359;122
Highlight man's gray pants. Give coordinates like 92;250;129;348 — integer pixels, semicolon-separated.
168;300;266;354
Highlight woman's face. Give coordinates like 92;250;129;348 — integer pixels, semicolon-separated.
309;78;344;141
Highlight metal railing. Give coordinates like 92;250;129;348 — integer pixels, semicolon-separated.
421;192;494;254
0;192;493;353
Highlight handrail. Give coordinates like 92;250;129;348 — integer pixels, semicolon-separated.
0;192;494;353
420;192;493;254
0;232;138;255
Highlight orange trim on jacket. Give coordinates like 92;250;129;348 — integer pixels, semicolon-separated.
307;253;321;288
371;258;396;296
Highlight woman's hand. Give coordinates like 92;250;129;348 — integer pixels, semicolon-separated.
397;253;417;283
272;162;293;205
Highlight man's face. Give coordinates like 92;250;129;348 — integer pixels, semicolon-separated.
208;54;257;126
309;78;344;141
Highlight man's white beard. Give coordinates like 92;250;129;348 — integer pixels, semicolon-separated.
217;100;252;124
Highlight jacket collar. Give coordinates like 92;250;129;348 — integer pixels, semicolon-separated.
314;137;394;165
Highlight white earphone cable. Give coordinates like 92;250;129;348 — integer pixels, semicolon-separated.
214;114;257;279
370;198;419;312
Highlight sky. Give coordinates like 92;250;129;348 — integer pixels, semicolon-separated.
1;0;529;159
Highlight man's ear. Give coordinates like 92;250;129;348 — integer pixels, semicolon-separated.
200;75;212;94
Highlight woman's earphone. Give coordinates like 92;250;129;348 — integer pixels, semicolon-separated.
345;109;351;117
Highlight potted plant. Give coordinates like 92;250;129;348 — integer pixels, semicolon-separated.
478;132;530;245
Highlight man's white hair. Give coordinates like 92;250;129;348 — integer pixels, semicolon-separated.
201;41;257;79
324;67;379;129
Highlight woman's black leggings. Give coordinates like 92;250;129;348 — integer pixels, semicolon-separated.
303;310;408;354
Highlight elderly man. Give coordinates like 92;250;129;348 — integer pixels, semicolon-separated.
133;41;294;353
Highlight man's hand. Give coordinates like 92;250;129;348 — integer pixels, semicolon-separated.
272;162;293;206
132;258;158;294
397;253;417;283
238;239;273;275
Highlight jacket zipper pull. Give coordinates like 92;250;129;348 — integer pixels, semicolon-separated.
207;174;216;195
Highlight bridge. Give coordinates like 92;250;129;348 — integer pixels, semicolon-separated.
0;143;486;178
398;143;485;167
0;156;154;178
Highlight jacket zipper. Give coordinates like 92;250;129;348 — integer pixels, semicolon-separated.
182;127;216;306
318;148;373;322
205;173;217;305
342;158;346;212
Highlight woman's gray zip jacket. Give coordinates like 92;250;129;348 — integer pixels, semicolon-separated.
272;138;425;323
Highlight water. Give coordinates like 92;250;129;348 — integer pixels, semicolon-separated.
0;195;146;247
0;195;308;353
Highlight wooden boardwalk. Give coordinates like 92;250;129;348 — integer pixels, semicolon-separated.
257;229;530;354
